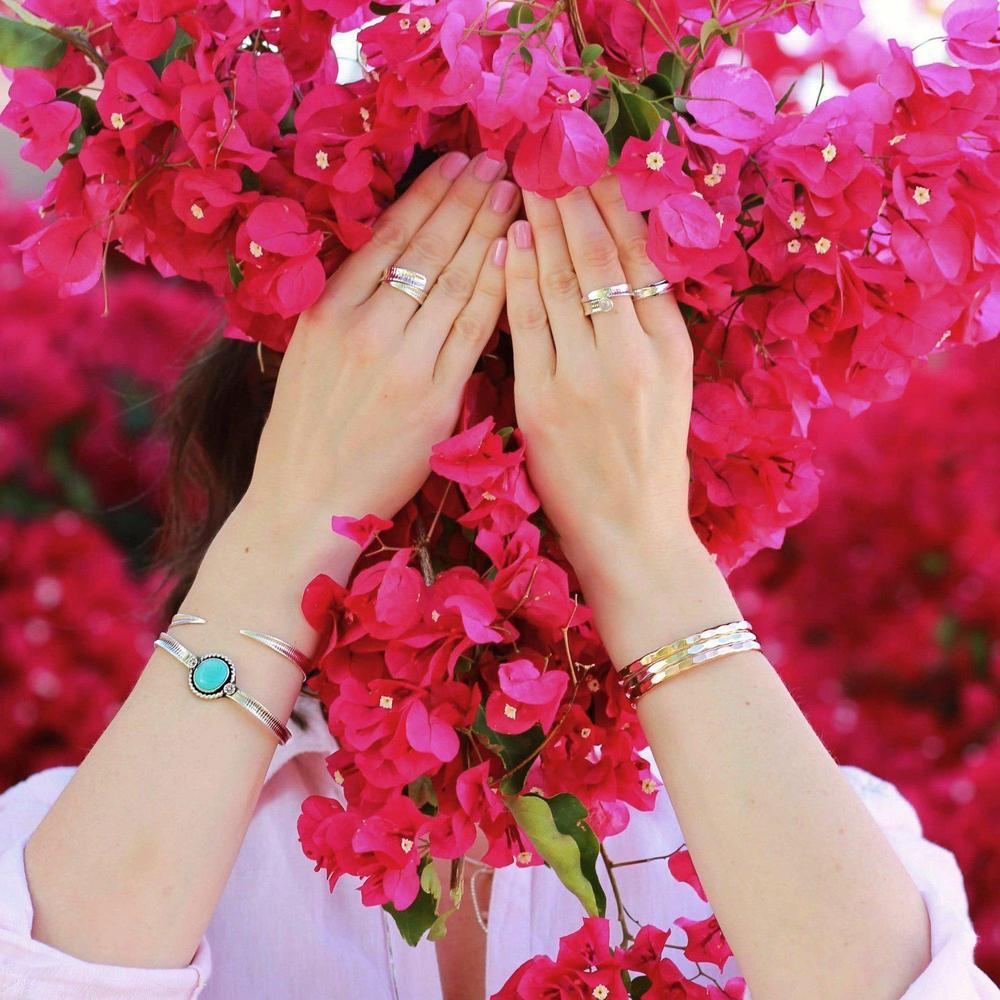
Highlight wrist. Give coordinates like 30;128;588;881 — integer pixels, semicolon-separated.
567;520;743;672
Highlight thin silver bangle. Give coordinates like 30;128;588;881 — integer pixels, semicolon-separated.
153;631;292;745
170;613;310;683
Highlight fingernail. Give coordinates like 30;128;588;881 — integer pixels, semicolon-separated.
491;237;508;267
440;151;470;180
490;180;517;213
512;220;532;250
474;152;505;182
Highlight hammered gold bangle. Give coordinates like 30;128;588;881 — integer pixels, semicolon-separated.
618;620;760;706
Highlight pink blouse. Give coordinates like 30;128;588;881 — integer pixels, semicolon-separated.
0;692;996;999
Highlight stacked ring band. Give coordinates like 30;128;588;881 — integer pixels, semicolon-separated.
582;282;631;316
154;632;292;744
630;278;672;299
617;620;760;706
169;613;311;683
380;264;429;305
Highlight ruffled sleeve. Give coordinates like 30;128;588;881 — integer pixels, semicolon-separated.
0;766;212;999
838;765;998;999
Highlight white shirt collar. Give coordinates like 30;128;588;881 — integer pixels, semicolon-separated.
264;692;338;784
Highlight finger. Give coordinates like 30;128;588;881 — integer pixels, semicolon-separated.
432;236;509;390
589;172;686;344
553;186;637;338
318;150;471;310
504;220;556;380
406;178;521;357
522;189;594;354
367;151;509;324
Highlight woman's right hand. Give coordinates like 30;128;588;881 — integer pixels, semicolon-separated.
243;150;520;551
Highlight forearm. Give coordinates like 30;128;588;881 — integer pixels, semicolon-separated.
576;526;932;1000
23;496;356;969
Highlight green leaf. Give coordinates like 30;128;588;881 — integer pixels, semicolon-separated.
227;250;243;289
934;613;959;649
678;33;699;48
639;73;673;100
610;81;662;144
382;862;439;946
775;79;796;112
699;16;721;52
419;859;442;901
580;42;603;66
505;792;606;917
407;774;439;813
0;18;65;68
471;705;545;795
150;24;191;75
506;2;534;27
62;93;99;158
518;43;533;65
629;974;653;998
655;51;687;92
45;422;96;513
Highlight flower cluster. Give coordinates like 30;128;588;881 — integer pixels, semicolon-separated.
732;338;1000;981
3;0;1000;987
2;0;998;571
495;917;746;999
298;372;660;935
0;180;213;790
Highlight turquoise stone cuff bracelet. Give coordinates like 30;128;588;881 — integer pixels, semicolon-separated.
153;631;292;745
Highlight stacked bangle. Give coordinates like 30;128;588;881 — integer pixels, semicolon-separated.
617;619;761;706
154;631;292;744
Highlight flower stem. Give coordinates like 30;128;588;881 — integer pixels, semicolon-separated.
600;845;634;946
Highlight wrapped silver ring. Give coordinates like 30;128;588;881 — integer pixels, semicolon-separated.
381;264;428;290
630;278;672;299
581;282;631;316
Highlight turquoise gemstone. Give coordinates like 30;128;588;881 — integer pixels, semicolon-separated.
192;656;231;695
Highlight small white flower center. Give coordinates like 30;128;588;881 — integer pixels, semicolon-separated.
580;727;591;738
593;986;610;1000
913;186;931;205
333;769;345;785
400;837;414;853
787;239;801;254
703;172;721;187
399;17;410;28
416;16;431;32
889;133;907;146
189;203;205;220
821;142;837;162
430;609;441;622
788;210;806;230
503;703;518;719
587;677;601;692
110;112;125;129
379;694;394;709
315;149;329;169
645;151;665;171
249;241;264;258
641;778;657;794
814;236;832;254
567;88;581;103
516;850;533;865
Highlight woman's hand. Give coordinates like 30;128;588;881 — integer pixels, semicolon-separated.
242;150;520;555
502;174;699;598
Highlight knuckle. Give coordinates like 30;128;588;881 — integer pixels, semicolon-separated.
369;216;410;256
512;301;548;331
621;232;653;269
542;265;580;298
435;265;476;301
579;237;621;271
407;232;451;269
452;312;486;343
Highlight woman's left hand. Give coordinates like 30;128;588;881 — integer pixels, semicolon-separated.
503;175;699;597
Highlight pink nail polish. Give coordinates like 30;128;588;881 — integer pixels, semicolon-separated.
492;237;508;267
490;181;517;213
439;151;470;180
512;220;533;250
473;153;505;182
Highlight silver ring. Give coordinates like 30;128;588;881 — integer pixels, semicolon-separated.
387;279;427;305
581;282;631;316
381;264;428;290
630;279;672;299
